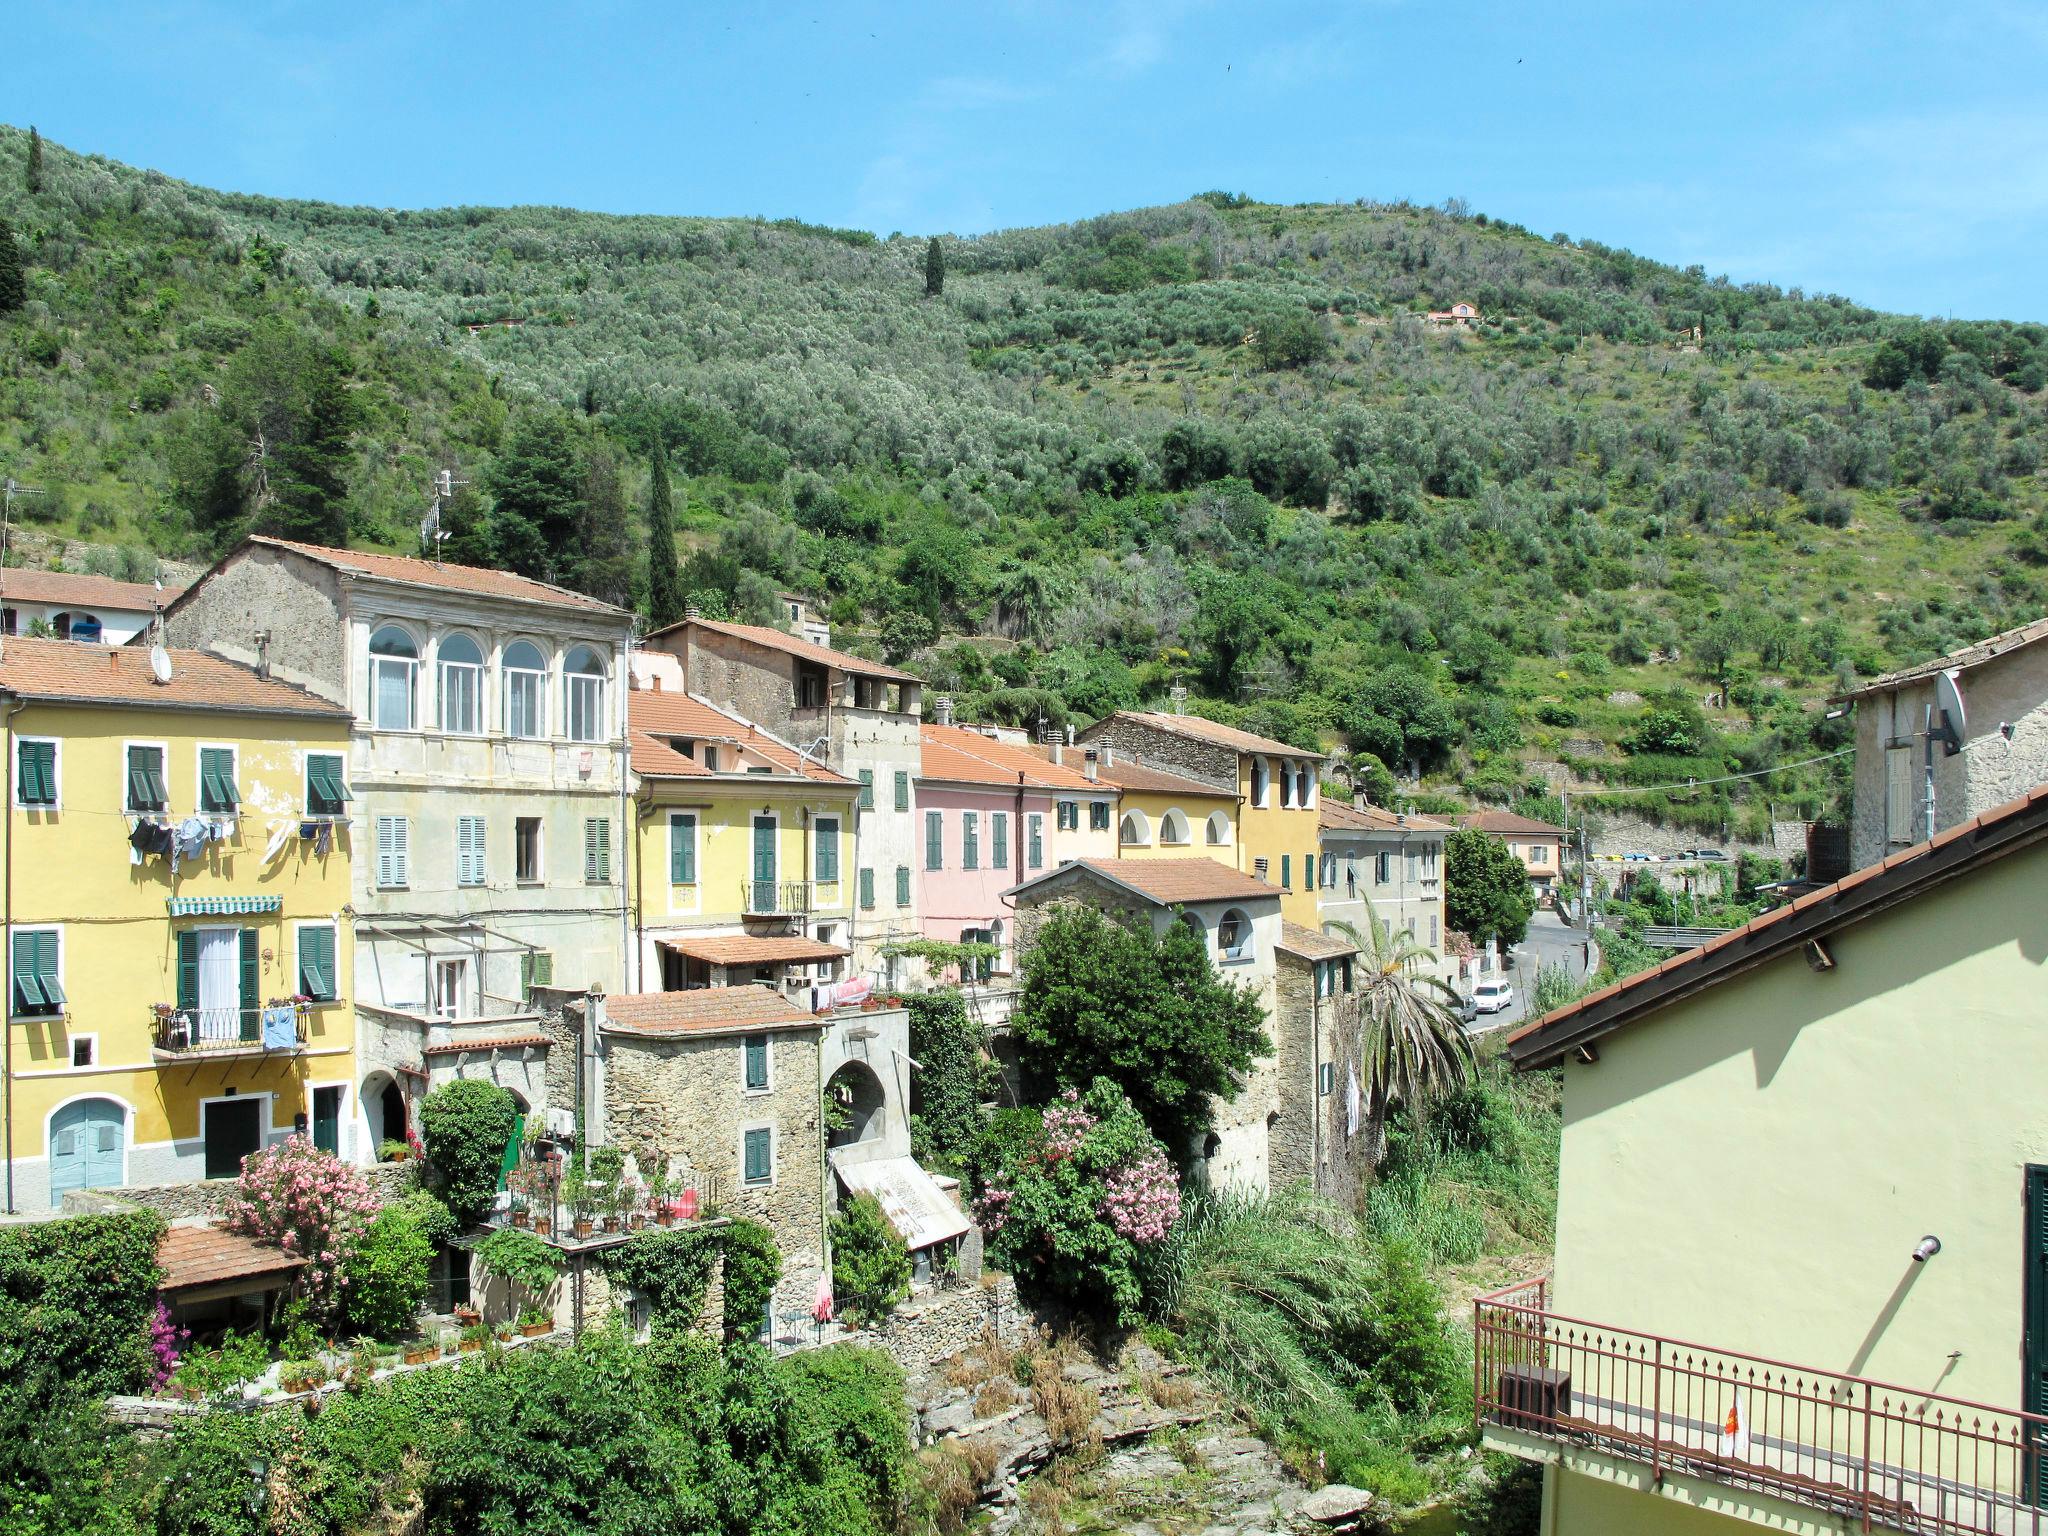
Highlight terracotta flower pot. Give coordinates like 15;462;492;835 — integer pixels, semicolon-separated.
458;1340;481;1354
520;1322;551;1338
403;1347;433;1366
601;1216;619;1234
511;1211;529;1228
573;1219;593;1239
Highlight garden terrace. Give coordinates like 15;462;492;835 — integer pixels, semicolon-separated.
494;1141;726;1255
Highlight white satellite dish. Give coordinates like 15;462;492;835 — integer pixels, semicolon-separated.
149;645;174;685
1934;668;1966;755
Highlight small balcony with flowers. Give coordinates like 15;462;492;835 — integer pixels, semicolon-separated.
488;1130;727;1256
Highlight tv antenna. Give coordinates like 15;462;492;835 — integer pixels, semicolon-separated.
419;467;469;557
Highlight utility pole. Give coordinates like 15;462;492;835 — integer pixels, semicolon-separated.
419;467;468;557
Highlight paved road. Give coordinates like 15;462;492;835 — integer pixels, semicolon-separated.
1470;910;1593;1035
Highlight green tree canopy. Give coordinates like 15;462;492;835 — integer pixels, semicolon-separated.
1445;827;1536;946
418;1079;519;1227
645;447;686;628
487;410;583;582
924;235;944;298
1012;903;1269;1158
0;217;23;313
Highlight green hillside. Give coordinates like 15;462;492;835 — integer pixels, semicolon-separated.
4;126;2046;833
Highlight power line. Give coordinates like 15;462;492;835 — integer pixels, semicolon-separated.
1564;746;1854;800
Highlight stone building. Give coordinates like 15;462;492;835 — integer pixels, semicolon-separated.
1270;923;1366;1206
157;536;636;1156
1004;857;1298;1193
1076;710;1325;927
637;616;925;981
1835;614;2048;870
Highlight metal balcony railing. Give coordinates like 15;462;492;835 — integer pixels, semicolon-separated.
742;879;815;915
1475;1276;2048;1535
152;1003;309;1055
493;1152;726;1251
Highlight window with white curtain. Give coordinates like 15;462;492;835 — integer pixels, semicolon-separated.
369;626;419;730
564;645;606;743
438;633;483;735
503;640;546;738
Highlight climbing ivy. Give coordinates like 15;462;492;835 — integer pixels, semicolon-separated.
905;991;983;1174
719;1219;781;1338
601;1229;716;1335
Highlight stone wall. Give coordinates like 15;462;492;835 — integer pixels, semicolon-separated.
860;1273;1024;1392
672;628;802;736
159;543;347;701
1588;809;1793;863
1267;952;1318;1190
1076;717;1238;794
61;1159;419;1220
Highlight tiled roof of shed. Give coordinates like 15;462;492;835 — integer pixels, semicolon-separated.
0;570;183;610
157;1224;306;1292
1090;710;1325;761
601;985;821;1037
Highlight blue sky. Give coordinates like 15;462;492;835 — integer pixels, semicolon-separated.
13;1;2047;319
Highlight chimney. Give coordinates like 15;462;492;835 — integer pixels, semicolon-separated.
934;695;953;726
1083;749;1099;782
1050;742;1063;766
1065;723;1075;745
254;629;272;680
684;604;702;621
650;674;663;693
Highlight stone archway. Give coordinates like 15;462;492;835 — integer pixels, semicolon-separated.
824;1061;887;1150
362;1070;408;1158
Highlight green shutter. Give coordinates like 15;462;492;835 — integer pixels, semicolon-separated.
815;818;839;882
18;741;54;806
925;811;942;870
859;868;876;909
238;928;260;1040
306;755;351;813
1028;815;1043;869
1281;855;1291;890
743;1127;771;1184
33;934;61;1008
744;1034;769;1090
895;866;911;906
176;930;199;1011
497;1113;526;1191
128;746;165;811
12;932;45;1012
993;812;1008;869
894;771;910;811
585;819;611;883
200;747;239;812
858;769;874;810
299;925;335;1001
962;812;978;871
670;813;695;884
520;950;555;1000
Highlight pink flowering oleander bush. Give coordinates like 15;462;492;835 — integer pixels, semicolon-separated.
224;1134;379;1319
147;1296;188;1390
978;1078;1183;1325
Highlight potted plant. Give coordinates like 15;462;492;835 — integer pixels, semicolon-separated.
452;1303;481;1328
493;1319;515;1343
378;1138;410;1164
437;1329;459;1359
458;1322;491;1354
281;1359;326;1394
517;1306;552;1338
402;1338;435;1366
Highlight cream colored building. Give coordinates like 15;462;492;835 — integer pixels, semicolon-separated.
1316;800;1449;978
1485;784;2048;1536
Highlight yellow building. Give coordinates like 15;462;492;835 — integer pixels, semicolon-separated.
1078;711;1325;926
1097;756;1240;867
626;683;861;994
1483;784;2048;1536
1;638;357;1212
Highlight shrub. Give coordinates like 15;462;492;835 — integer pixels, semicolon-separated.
720;1218;782;1338
0;1208;165;1409
832;1195;911;1328
224;1135;377;1319
418;1079;519;1227
779;1345;913;1523
906;991;983;1173
600;1227;712;1334
472;1226;566;1302
979;1079;1182;1326
341;1198;436;1341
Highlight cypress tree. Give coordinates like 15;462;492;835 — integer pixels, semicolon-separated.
924;236;944;298
0;218;23;313
25;127;41;195
570;442;634;609
645;448;687;628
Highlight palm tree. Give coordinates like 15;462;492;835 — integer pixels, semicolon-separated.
1328;912;1474;1161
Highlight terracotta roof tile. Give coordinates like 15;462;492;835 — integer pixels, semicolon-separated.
1093;710;1325;762
249;537;630;616
920;724;1103;791
421;1033;553;1056
1089;756;1235;797
1833;613;2048;700
650;616;921;682
0;636;350;719
1278;920;1359;960
0;570;184;610
1508;780;2048;1065
601;985;821;1037
1459;809;1565;836
1013;855;1280;907
629;693;852;783
157;1224;305;1292
660;935;850;965
1321;800;1450;833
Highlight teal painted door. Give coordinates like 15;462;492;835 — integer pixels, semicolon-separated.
312;1086;343;1157
2027;1166;2048;1505
751;816;777;909
49;1098;124;1206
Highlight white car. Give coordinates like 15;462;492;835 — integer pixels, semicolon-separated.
1472;979;1516;1016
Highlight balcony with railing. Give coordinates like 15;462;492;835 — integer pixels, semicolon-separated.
742;879;816;916
1475;1277;2048;1535
488;1145;727;1254
151;1002;310;1058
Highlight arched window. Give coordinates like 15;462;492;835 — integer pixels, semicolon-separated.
1280;761;1294;808
564;646;607;743
1119;810;1150;847
437;633;483;735
1159;808;1190;846
1205;811;1231;846
1296;763;1313;807
1179;910;1206;946
503;640;547;739
1251;756;1269;807
369;626;419;730
1217;907;1252;962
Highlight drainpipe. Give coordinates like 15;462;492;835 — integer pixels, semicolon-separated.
2;692;20;1214
618;632;635;995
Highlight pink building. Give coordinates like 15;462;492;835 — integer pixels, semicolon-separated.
915;723;1117;981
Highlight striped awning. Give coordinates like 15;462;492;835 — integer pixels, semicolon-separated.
166;895;283;917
